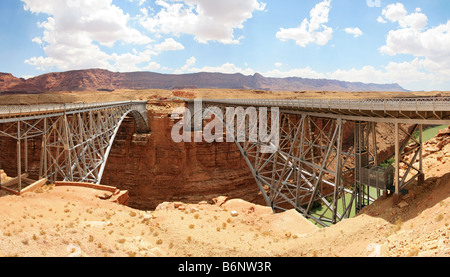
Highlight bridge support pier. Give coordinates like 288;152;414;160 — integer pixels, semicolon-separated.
393;123;424;203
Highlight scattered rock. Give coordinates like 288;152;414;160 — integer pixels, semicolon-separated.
96;192;112;200
213;196;229;206
149;247;164;257
173;202;184;209
397;201;409;208
230;210;239;217
67;243;86;257
155;202;175;211
366;243;382;257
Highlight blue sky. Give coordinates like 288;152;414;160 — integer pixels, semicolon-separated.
1;0;449;91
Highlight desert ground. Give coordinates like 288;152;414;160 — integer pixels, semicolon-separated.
0;89;449;258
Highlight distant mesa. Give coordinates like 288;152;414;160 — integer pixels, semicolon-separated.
0;68;408;94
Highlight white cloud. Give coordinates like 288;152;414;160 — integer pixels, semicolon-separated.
377;16;387;23
139;0;266;44
380;3;427;30
344;27;363;38
381;3;407;23
276;0;333;47
154;38;184;52
194;63;255;76
129;0;147;6
174;57;255;76
109;48;157;72
264;67;325;80
23;0;152;47
174;56;197;74
262;60;442;91
274;62;283;67
378;2;450;85
170;57;444;91
22;0;155;72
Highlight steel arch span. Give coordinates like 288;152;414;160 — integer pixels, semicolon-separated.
0;101;149;192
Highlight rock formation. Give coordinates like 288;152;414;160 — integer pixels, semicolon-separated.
0;69;408;94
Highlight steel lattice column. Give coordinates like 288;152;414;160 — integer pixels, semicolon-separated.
393;123;424;202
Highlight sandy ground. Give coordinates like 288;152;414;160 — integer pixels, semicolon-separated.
0;89;449;258
0;151;448;258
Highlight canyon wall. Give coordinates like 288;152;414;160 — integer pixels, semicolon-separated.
101;109;264;210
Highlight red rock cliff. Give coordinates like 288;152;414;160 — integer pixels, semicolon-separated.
101;110;264;210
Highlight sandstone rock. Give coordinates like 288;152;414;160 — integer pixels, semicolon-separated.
155;202;175;211
190;207;199;213
96;192;113;200
397;200;409;208
213;196;229;206
437;128;450;137
66;243;88;257
366;243;382;257
173;202;184;209
149;247;164;257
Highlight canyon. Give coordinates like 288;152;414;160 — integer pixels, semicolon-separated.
101;104;264;210
0;95;406;211
0;88;435;211
0;89;449;258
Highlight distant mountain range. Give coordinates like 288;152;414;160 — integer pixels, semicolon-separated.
0;68;408;94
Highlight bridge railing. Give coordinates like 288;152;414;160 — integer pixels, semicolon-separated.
0;100;148;118
200;97;450;112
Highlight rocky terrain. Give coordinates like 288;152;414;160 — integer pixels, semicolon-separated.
0;89;448;258
0;69;407;94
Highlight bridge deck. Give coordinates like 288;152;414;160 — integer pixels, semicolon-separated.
0;101;148;123
193;97;450;124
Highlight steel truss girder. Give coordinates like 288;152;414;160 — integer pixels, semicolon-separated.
202;103;361;227
0;102;149;192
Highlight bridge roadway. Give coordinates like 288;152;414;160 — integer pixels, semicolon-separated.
194;97;450;125
0;101;148;126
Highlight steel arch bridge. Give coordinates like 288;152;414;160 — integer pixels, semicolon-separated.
0;101;149;194
185;97;450;227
